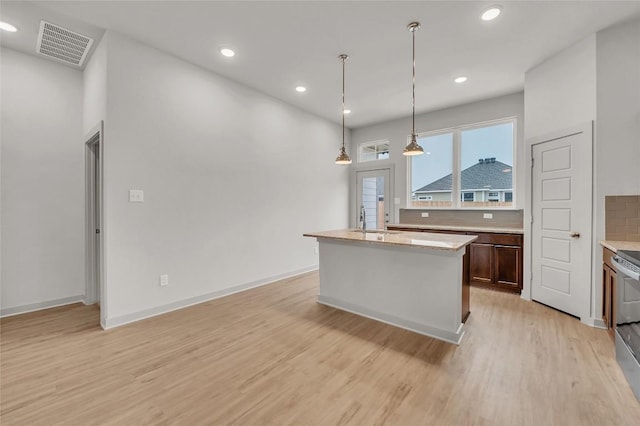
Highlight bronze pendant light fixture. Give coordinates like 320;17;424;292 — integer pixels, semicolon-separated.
403;22;425;156
335;54;352;164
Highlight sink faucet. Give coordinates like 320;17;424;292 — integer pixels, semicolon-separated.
359;205;366;234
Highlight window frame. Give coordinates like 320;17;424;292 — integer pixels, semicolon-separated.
406;117;517;210
358;139;391;163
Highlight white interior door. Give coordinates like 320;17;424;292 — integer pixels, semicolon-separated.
356;169;391;230
531;127;592;318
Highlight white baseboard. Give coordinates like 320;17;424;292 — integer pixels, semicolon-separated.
582;316;607;329
317;295;464;345
0;295;85;318
102;265;318;330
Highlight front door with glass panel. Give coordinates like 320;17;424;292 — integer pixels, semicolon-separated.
356;169;391;230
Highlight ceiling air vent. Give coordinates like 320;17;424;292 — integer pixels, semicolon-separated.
36;20;94;67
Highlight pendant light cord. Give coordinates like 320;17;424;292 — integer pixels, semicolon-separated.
412;27;416;138
342;57;346;150
403;22;423;156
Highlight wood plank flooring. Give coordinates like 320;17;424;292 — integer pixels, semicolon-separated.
1;271;639;425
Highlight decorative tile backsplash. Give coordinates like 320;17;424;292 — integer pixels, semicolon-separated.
605;195;640;242
399;209;523;229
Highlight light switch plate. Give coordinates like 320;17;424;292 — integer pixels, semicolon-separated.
394;197;401;205
421;212;429;218
160;274;169;287
129;189;144;203
483;213;493;219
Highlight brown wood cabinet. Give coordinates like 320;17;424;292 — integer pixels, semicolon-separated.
468;233;523;293
602;247;617;339
469;243;494;283
388;226;524;294
495;245;521;287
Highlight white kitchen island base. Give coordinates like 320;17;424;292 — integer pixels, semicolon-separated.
305;230;476;345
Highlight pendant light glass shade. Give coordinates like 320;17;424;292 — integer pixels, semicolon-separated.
335;54;352;165
403;22;425;156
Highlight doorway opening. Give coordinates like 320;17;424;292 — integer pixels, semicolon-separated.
84;122;104;319
355;167;392;230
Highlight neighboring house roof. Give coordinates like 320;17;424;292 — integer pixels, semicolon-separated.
415;158;512;193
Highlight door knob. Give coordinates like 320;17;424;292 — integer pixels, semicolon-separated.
570;232;581;238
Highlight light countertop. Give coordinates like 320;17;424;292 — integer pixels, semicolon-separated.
600;240;640;253
389;223;524;235
303;229;477;251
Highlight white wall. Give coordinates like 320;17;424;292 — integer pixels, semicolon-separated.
83;35;107;135
350;92;525;224
524;35;597;139
0;48;85;314
596;18;640;202
100;32;348;326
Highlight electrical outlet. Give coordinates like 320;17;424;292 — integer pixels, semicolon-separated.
129;189;144;203
421;212;430;218
483;213;493;219
160;274;169;287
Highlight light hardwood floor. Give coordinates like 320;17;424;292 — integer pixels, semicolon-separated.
1;271;639;425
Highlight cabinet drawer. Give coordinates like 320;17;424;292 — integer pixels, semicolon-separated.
469;232;522;246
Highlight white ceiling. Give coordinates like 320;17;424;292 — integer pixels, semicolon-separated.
2;1;639;128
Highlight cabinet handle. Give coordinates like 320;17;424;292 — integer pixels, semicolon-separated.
570;232;581;238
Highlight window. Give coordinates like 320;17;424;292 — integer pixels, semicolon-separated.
359;140;390;162
460;122;514;207
409;119;515;209
410;132;454;207
461;192;475;202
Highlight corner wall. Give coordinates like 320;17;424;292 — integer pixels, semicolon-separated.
0;48;85;314
594;18;640;314
523;35;597;322
523;20;640;325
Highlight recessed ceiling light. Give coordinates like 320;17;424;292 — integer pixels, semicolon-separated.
343;109;351;114
295;86;307;93
481;6;502;21
454;76;468;83
0;21;18;32
220;48;235;57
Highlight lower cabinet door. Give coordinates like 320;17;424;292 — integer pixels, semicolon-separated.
495;245;520;288
470;243;494;283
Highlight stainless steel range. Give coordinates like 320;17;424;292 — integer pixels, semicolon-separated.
611;249;640;400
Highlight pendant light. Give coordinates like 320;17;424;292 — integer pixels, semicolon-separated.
403;22;424;156
335;54;352;165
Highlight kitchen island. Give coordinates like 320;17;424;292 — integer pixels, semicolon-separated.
303;229;477;344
